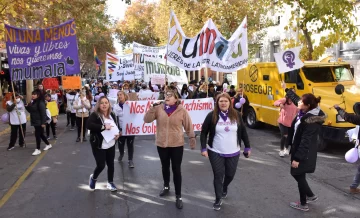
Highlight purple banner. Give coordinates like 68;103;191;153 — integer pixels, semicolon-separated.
5;20;80;81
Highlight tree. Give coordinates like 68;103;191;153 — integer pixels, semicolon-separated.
279;0;359;60
115;0;160;48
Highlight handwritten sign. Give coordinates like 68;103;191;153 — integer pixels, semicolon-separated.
42;78;59;90
62;76;81;89
151;74;165;85
5;20;80;81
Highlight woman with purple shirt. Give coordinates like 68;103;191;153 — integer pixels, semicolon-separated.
200;93;251;211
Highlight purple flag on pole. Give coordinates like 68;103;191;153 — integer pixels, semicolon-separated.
5;19;80;81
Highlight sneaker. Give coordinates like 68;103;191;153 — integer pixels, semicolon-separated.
107;182;117;192
43;144;52;151
66;122;70;127
279;150;285;157
47;136;50;140
213;199;222;211
19;144;24;148
89;174;96;190
306;195;318;203
76;138;80;142
289;202;309;211
350;188;360;194
53;135;58;140
222;191;228;199
284;148;290;156
70;127;75;131
32;149;41;156
118;154;124;162
7;146;15;151
176;196;183;209
128;160;135;168
159;187;170;197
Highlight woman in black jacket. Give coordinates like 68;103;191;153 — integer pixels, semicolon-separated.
87;96;120;192
200;93;251;211
25;90;52;156
287;92;326;212
25;89;52;156
233;88;250;122
335;105;360;194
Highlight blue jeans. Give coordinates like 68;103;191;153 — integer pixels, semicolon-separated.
350;165;360;189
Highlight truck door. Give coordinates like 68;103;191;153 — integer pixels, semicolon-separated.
282;69;304;94
260;67;282;126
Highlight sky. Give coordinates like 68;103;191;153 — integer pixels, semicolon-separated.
106;0;129;54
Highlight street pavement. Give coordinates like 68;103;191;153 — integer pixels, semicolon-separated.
0;115;360;218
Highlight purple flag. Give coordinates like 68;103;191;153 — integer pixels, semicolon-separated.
5;20;80;81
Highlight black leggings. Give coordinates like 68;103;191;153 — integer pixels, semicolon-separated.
292;174;315;205
279;123;289;150
118;136;135;160
91;145;115;183
67;112;76;127
9;124;26;147
46;120;56;137
76;117;88;138
157;146;184;197
208;149;240;200
34;126;50;149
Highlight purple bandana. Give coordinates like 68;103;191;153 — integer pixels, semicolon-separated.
119;102;124;109
219;110;229;122
164;104;177;116
296;110;306;121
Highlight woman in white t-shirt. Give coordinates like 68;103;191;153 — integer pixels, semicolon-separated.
6;93;27;150
86;96;120;192
200;93;251;211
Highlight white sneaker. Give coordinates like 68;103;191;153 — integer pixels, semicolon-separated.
43;144;52;151
284;148;290;156
32;149;41;156
279;150;285;157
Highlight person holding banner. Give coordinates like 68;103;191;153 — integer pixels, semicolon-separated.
200;93;251;211
144;90;196;209
6;93;27;150
87;96;120;192
113;91;135;168
73;90;91;142
26;90;52;156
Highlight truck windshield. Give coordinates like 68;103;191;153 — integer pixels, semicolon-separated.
302;67;335;83
334;67;353;81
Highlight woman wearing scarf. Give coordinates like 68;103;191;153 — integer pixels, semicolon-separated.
285;89;326;212
144;90;196;209
113;91;135;168
73;90;91;142
201;93;251;211
6;93;27;150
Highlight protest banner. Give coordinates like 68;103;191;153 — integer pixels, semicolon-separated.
5;20;80;81
150;74;165;85
137;92;159;100
42;78;59;90
122;98;214;135
47;101;59;116
62;76;81;89
167;10;248;73
105;53;133;81
133;42;166;79
144;57;188;84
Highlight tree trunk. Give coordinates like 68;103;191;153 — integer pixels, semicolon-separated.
301;24;313;60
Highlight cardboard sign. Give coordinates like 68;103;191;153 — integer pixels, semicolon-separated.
62;76;81;89
150;74;165;85
122;98;214;135
43;78;59;90
47;101;59;116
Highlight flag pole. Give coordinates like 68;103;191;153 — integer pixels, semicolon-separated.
11;82;26;147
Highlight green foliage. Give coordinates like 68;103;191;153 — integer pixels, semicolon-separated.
278;0;359;60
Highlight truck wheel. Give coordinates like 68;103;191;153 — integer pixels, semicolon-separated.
246;107;260;129
317;134;327;151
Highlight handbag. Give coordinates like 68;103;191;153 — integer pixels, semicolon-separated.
1;113;10;124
